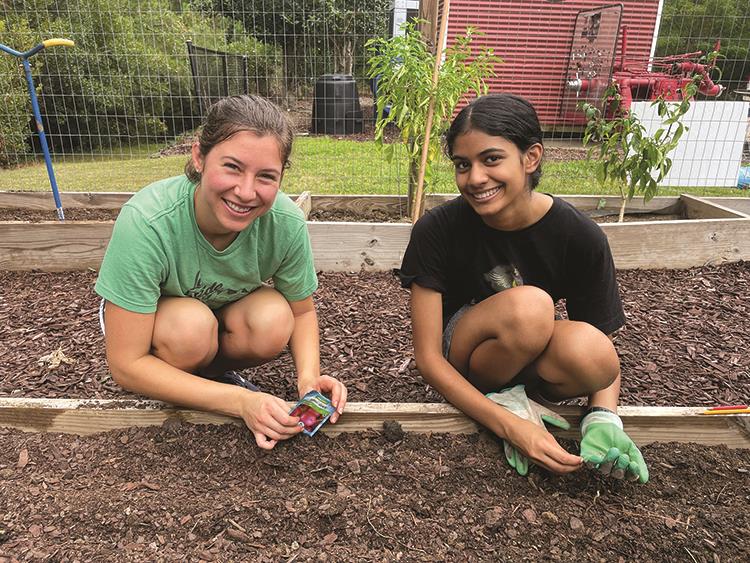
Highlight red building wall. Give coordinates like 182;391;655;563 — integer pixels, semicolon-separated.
446;0;662;128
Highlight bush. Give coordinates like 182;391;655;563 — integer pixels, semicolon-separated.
0;0;282;161
0;15;36;166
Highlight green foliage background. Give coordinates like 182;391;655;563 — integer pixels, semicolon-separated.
0;0;280;165
0;15;36;166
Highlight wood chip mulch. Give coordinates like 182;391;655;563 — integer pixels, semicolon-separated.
1;263;749;406
1;423;748;562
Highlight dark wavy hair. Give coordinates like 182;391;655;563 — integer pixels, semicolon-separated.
444;94;544;189
185;95;294;183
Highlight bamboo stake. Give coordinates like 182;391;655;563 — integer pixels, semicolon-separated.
411;0;451;223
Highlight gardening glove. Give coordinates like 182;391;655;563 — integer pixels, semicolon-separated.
486;385;571;476
580;408;649;484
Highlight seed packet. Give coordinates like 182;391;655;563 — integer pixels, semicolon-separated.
289;390;335;437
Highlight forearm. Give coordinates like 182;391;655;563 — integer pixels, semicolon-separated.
588;371;621;413
417;352;519;438
110;354;247;418
288;308;321;392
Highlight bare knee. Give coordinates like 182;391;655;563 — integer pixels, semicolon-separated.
541;322;619;396
152;299;218;370
222;288;294;361
490;285;555;355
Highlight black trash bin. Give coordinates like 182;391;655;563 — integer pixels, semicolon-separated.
312;74;363;135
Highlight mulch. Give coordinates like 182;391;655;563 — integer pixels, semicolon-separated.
1;423;749;562
1;263;749;407
0;205;681;224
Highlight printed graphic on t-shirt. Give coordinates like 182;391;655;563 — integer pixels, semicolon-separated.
185;271;250;303
483;263;524;293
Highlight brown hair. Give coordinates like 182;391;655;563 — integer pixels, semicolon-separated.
185;95;294;183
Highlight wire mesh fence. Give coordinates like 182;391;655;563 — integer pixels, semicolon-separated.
0;0;748;194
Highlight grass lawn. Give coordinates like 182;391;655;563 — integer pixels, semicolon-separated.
1;136;747;198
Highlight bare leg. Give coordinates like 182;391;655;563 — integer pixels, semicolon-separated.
448;285;555;393
151;297;218;373
531;320;619;401
209;286;295;372
447;287;619;399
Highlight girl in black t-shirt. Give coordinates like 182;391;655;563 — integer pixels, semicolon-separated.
399;94;648;483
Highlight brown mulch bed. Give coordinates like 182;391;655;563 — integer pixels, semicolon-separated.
0;207;683;224
0;208;120;222
1;263;749;406
1;423;748;562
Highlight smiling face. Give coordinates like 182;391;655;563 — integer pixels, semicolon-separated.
451;129;545;231
191;130;283;250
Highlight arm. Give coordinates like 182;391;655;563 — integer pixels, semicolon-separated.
104;302;302;449
587;334;621;411
581;334;649;483
411;284;581;474
288;296;347;423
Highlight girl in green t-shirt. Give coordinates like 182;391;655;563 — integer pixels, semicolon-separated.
97;95;347;450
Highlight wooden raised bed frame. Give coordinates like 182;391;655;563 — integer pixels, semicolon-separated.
1;191;749;271
1;398;748;448
1;190;749;446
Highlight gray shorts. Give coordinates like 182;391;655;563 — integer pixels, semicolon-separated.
442;304;472;359
98;298;106;336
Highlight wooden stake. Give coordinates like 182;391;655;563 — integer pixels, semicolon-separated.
411;0;451;223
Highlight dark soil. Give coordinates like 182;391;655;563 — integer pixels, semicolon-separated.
0;206;682;224
1;263;749;406
0;424;748;562
0;208;120;222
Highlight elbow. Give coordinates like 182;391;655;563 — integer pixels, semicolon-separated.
106;355;138;393
413;349;442;383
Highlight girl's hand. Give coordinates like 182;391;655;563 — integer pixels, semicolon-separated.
506;418;583;475
298;375;348;423
239;391;303;450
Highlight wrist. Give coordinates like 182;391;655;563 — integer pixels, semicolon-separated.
581;409;623;435
297;373;319;393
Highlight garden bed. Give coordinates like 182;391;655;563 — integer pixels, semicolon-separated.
1;265;748;407
2;197;749;561
1;192;749;271
1;423;748;561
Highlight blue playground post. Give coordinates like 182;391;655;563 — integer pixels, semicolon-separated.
0;38;75;221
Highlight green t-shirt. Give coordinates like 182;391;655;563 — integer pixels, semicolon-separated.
95;175;317;313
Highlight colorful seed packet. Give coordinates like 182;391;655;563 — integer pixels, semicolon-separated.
289;390;335;437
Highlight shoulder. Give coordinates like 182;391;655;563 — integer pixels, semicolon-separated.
263;191;306;227
547;196;607;244
413;195;474;235
123;175;195;223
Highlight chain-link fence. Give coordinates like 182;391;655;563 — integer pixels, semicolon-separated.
1;0;748;192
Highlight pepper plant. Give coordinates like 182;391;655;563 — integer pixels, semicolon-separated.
580;52;721;222
366;21;500;214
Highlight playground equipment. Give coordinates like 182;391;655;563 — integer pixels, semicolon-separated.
561;5;723;121
0;38;75;221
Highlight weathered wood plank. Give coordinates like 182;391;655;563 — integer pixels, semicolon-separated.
601;217;750;269
559;195;682;213
0;398;747;447
2;216;749;271
705;197;750;217
307;221;412;271
0;191;133;210
0;221;114;271
681;194;749;219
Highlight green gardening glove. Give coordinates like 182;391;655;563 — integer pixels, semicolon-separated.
486;385;571;476
580;409;649;484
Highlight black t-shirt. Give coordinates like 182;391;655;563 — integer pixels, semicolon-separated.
398;195;625;335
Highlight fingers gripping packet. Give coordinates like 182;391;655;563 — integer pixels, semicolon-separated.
289;391;335;437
